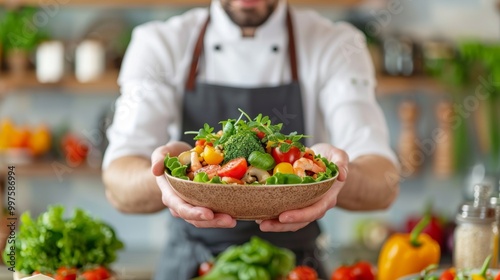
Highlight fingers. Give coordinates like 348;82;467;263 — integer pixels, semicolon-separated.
259;219;310;232
184;213;237;228
151;141;192;176
330;148;349;182
258;182;343;232
311;144;349;182
156;175;237;228
278;198;331;224
151;146;172;176
157;176;211;219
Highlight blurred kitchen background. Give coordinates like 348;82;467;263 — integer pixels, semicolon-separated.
0;0;499;278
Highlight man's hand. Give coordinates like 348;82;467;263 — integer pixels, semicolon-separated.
258;143;349;232
151;141;237;228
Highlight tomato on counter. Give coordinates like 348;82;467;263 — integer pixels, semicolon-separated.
198;261;213;276
331;261;376;280
439;268;455;280
54;267;77;280
80;266;112;280
287;266;318;280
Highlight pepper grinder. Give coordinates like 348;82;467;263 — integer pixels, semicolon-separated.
398;101;421;176
434;101;454;178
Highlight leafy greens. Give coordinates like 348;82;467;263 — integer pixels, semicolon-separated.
2;205;124;275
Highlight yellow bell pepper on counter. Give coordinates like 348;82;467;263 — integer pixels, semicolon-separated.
377;215;441;280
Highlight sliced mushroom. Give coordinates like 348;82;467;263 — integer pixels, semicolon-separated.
178;151;192;165
242;166;270;184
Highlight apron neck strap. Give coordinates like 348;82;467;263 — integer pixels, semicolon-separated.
185;8;299;91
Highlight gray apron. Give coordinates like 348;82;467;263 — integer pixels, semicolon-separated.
155;9;328;280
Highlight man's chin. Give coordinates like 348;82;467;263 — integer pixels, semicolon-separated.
221;0;278;28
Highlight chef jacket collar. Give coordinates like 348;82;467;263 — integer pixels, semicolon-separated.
210;0;288;40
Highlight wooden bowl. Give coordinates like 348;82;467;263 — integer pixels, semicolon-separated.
164;173;338;220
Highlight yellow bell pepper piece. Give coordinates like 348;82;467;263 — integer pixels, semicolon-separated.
471;255;492;280
377;215;441;280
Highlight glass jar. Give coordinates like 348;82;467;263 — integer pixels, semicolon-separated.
490;196;500;267
454;184;498;269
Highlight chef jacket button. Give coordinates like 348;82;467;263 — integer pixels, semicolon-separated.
214;44;222;51
272;45;279;52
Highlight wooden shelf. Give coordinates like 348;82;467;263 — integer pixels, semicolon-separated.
376;75;446;96
0;0;364;8
0;71;445;97
0;70;119;96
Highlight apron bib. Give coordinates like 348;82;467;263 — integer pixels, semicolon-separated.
155;9;328;280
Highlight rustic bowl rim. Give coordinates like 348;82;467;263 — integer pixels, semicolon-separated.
164;171;339;220
164;171;339;188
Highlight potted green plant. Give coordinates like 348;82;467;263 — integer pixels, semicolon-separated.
425;41;500;176
0;7;47;76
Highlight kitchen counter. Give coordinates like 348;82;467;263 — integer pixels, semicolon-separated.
111;250;162;280
0;250;162;280
0;246;453;280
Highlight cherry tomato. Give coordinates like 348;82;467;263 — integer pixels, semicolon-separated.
351;261;376;280
62;134;89;166
287;266;318;280
92;266;111;279
80;270;99;280
272;144;301;164
439;268;455;280
55;267;77;280
251;128;266;139
495;271;500;280
198;261;213;276
195;139;206;147
273;162;295;175
203;145;224;165
218;158;248;179
331;266;353;280
331;261;376;280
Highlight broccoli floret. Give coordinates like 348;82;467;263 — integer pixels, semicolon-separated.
222;131;265;163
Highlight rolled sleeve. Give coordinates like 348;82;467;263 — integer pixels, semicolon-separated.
102;23;183;168
318;25;398;165
102;81;181;168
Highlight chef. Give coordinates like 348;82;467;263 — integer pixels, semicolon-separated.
102;0;399;279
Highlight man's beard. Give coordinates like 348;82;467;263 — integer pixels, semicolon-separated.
222;0;278;28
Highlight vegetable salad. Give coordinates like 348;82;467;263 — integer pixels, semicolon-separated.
165;110;338;185
412;256;499;280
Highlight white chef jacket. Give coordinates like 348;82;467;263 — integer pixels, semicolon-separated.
102;0;397;168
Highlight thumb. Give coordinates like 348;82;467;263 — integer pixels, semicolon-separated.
151;146;172;176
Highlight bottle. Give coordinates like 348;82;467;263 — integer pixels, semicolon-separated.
454;184;498;269
75;39;106;83
491;195;500;267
